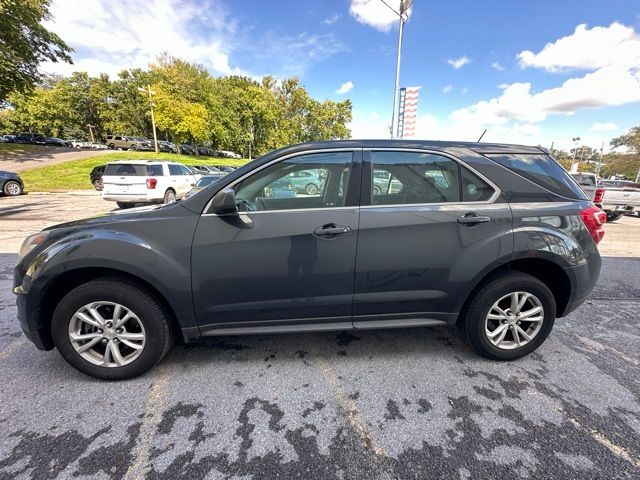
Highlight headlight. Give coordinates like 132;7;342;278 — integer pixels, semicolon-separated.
18;231;49;261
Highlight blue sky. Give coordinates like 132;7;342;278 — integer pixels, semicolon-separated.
42;0;640;151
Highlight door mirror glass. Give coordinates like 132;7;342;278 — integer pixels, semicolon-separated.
211;188;238;214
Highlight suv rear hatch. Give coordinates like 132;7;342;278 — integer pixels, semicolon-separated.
102;163;161;195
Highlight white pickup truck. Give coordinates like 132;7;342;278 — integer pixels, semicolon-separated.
599;179;640;220
571;173;640;221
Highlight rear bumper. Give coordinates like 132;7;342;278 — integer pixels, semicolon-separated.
559;252;602;317
102;193;163;203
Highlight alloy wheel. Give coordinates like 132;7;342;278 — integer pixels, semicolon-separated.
68;301;146;367
484;291;544;350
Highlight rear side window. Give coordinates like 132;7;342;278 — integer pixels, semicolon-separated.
486;154;587;199
104;164;148;176
168;164;182;176
370;151;460;205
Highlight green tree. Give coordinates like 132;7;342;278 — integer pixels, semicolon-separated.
610;127;640;154
0;0;73;103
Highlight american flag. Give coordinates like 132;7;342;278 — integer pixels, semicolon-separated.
397;87;421;138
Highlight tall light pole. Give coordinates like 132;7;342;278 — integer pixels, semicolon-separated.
86;124;95;143
387;0;413;139
138;85;159;154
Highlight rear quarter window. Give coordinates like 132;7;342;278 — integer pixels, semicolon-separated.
486;153;587;200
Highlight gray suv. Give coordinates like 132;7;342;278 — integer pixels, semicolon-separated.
14;140;605;379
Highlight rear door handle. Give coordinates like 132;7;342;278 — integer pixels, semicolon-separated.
313;224;351;238
457;213;491;225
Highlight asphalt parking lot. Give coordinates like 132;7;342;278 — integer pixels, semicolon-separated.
0;192;639;479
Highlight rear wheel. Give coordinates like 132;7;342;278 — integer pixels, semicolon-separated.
51;278;174;379
116;202;134;209
3;180;23;196
373;185;381;195
92;179;102;191
461;272;555;360
163;189;176;203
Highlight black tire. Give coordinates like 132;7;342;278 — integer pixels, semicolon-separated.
460;272;556;361
373;185;381;195
606;212;623;222
163;189;176;203
3;180;23;196
93;179;102;191
51;278;174;379
108;143;116;150
305;183;319;195
116;202;134;209
130;144;138;151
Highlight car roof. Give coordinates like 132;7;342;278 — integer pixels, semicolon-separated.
273;139;546;154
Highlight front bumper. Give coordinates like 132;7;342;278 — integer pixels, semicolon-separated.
14;267;53;350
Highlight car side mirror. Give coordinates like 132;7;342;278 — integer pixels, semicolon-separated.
211;188;238;214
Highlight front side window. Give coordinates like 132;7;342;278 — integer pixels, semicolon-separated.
370;151;461;205
233;152;353;211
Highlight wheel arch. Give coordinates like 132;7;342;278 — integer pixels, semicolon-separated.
35;267;182;350
457;257;572;324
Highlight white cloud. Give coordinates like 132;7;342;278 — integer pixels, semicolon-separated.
349;0;411;32
448;55;470;69
590;122;618;132
491;61;505;71
40;0;343;79
323;14;341;25
442;84;453;93
450;66;640;126
461;86;469;95
40;0;245;78
336;81;354;94
517;22;640;72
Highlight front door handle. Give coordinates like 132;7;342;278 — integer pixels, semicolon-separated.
457;213;491;225
313;224;351;238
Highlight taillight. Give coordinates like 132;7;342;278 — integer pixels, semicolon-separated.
146;178;157;189
594;188;605;204
580;206;606;244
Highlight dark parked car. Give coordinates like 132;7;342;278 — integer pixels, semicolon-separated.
1;170;24;196
89;165;106;190
179;144;196;155
192;165;226;175
14;140;604;379
0;134;17;143
15;133;47;144
45;137;68;147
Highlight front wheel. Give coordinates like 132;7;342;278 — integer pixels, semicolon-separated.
3;180;23;196
460;272;555;360
51;278;174;379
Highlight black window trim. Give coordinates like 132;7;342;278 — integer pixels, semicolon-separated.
360;148;500;208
